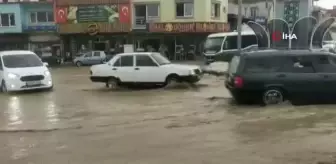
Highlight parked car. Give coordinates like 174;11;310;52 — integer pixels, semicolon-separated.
225;49;336;105
89;52;203;88
0;50;53;93
73;51;108;67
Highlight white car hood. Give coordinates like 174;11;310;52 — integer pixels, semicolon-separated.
91;64;106;69
160;64;200;70
6;67;48;76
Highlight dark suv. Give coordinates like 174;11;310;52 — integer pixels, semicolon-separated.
225;50;336;105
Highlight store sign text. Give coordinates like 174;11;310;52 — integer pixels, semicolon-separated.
148;23;230;32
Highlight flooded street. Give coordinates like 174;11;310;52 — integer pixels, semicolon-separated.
0;66;336;164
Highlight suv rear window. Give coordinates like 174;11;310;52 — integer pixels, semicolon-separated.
228;56;240;74
243;56;284;73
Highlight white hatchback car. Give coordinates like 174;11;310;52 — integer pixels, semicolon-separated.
89;52;203;88
0;50;53;92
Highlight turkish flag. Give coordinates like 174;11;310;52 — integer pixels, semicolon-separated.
55;7;67;24
119;4;130;23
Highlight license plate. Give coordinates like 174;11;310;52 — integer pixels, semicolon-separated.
26;81;41;86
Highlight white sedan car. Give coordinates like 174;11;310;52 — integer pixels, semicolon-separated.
89;52;203;88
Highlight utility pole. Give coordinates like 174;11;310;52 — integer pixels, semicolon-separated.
237;0;242;51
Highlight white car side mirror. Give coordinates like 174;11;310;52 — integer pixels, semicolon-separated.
43;62;49;67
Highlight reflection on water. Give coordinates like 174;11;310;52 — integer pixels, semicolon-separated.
3;93;60;130
8;136;29;160
45;96;59;126
6;96;23;127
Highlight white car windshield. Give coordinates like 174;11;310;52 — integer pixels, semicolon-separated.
2;54;43;68
151;53;171;65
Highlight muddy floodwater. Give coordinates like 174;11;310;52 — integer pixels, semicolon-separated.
0;66;336;164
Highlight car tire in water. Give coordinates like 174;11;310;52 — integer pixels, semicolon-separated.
1;80;7;93
164;74;179;87
46;86;54;92
76;61;82;67
262;87;284;105
106;77;119;89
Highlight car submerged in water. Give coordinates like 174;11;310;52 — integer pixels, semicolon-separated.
89;52;203;89
0;50;53;93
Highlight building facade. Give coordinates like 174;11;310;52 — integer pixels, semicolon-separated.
0;3;25;50
21;2;59;57
132;0;230;60
228;0;273;29
55;0;132;58
54;0;230;60
0;0;58;55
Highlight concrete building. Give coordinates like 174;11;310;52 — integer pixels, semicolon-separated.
132;0;230;59
0;3;25;50
56;0;133;58
55;0;230;60
228;0;273;29
0;0;57;54
21;2;59;56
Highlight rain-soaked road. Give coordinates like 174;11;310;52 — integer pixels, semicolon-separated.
0;66;336;164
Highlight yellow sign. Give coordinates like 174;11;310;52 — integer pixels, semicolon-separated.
87;23;99;35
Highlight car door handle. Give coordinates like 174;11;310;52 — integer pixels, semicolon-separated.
134;68;139;70
112;68;117;70
276;74;286;78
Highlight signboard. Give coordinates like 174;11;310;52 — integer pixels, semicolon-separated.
148;22;230;33
87;23;99;35
76;5;117;23
56;4;131;33
23;25;57;32
57;4;130;24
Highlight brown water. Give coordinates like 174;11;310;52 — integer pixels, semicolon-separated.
0;67;335;164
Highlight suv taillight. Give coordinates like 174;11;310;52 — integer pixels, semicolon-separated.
234;76;243;88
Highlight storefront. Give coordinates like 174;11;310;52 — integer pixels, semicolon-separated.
131;22;230;60
23;25;60;56
0;34;28;51
55;1;131;59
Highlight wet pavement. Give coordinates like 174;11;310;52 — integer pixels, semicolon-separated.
0;66;336;164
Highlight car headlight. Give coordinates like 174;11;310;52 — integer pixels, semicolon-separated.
189;70;195;75
7;73;19;79
44;71;51;76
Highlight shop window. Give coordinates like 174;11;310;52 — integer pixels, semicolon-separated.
0;13;15;26
175;0;194;18
30;11;54;23
211;3;220;18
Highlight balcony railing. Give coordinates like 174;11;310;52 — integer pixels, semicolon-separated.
133;16;159;29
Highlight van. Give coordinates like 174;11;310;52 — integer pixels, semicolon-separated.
0;50;53;93
203;31;258;64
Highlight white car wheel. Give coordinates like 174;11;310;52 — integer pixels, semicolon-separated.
106;78;119;89
165;75;179;87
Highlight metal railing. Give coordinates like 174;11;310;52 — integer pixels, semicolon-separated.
133;16;159;28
